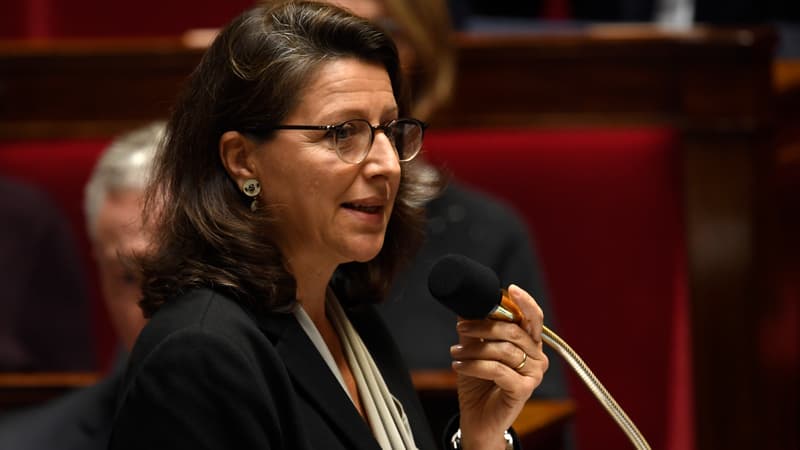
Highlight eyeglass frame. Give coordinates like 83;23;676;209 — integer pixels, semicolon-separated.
243;118;427;164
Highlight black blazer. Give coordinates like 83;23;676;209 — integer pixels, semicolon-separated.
109;288;438;450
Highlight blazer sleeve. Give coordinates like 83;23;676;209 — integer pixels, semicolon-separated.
109;327;286;450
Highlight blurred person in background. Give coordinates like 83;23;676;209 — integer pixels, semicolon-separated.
0;177;94;372
0;122;160;450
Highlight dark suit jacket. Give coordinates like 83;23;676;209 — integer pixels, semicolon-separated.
0;355;124;450
109;288;438;450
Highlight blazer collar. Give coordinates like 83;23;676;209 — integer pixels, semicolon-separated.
256;311;382;450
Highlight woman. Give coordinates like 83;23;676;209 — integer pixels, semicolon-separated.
109;2;547;449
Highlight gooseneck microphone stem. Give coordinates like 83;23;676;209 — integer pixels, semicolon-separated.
541;325;651;450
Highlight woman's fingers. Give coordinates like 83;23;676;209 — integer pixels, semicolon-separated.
452;330;529;366
451;339;548;379
455;317;537;357
452;357;544;395
508;284;544;343
452;321;548;389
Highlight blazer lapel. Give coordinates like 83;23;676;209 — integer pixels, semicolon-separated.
257;312;381;450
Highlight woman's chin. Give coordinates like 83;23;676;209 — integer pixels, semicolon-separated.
344;239;385;263
352;249;382;263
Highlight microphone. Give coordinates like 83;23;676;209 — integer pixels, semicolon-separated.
427;253;524;323
427;254;652;450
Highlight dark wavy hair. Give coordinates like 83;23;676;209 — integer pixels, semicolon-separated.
138;1;440;317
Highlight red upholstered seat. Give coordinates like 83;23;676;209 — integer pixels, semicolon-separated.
423;127;692;450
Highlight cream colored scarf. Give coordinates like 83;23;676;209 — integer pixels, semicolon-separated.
292;291;418;450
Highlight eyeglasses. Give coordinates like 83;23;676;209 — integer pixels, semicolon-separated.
268;118;427;164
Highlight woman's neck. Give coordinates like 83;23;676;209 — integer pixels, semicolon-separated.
286;252;337;327
289;255;366;418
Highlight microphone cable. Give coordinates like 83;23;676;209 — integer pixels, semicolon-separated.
542;324;651;450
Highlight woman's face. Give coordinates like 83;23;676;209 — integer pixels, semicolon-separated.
252;58;401;270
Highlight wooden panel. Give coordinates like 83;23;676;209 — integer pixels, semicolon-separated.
0;372;99;412
0;39;203;138
0;27;777;137
433;26;775;129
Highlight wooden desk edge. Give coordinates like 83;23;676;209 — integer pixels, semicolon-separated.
0;372;100;389
513;399;576;436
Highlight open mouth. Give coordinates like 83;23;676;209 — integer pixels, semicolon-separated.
342;202;383;214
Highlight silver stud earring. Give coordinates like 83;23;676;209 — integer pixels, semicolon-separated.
241;179;261;212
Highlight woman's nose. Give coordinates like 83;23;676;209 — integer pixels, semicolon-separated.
363;131;401;176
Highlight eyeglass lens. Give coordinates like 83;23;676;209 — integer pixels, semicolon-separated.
334;119;422;164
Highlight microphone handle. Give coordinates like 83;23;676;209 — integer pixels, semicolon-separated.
493;290;652;450
488;290;525;322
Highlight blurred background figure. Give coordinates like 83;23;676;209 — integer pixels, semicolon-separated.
0;122;160;450
0;176;94;372
83;123;158;354
325;0;456;121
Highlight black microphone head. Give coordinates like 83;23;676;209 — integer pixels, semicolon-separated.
427;254;502;319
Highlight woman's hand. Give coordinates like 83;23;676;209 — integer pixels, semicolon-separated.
450;284;548;450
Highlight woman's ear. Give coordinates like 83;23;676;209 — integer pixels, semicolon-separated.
219;131;257;183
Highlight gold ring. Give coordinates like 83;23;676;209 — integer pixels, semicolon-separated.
514;351;528;371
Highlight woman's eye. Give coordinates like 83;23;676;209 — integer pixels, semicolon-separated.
334;123;357;140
